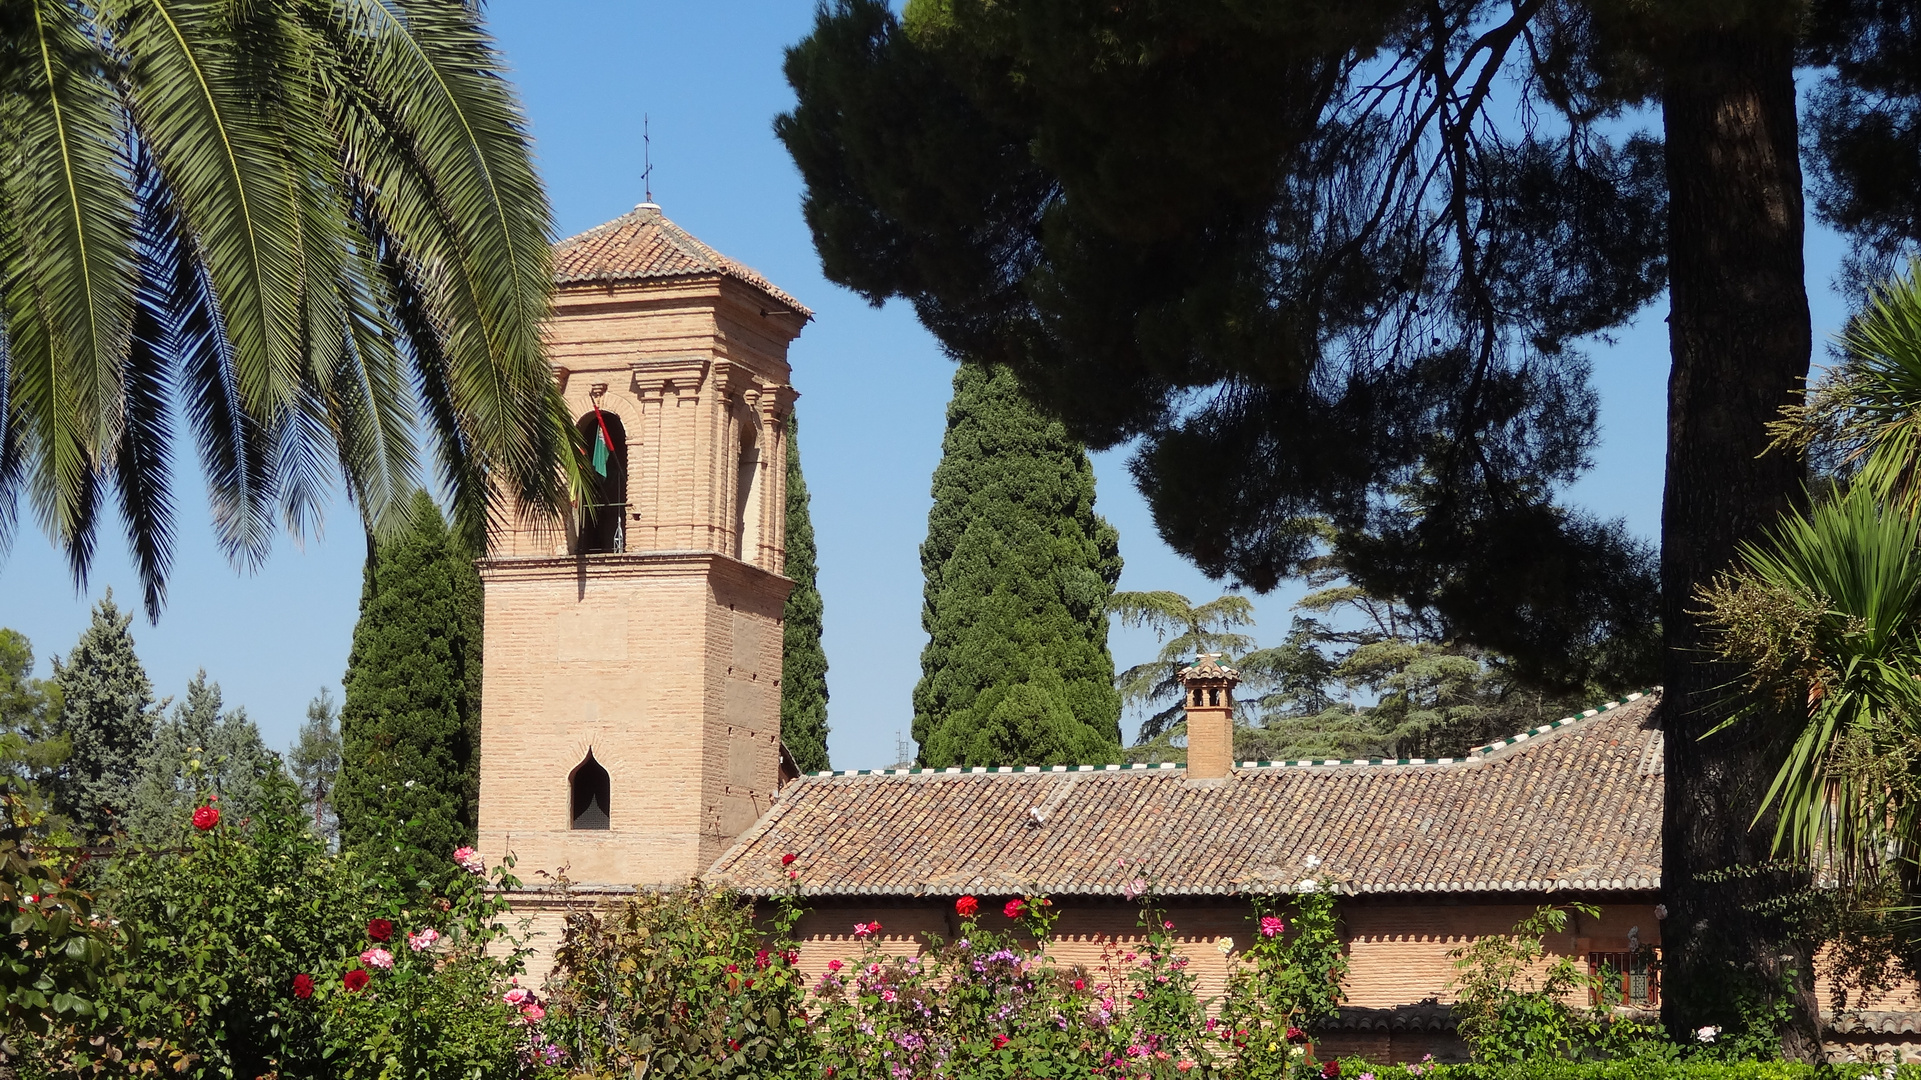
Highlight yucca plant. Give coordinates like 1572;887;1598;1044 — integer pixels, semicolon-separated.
0;0;572;618
1699;486;1921;884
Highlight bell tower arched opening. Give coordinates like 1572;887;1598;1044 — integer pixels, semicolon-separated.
577;410;627;554
735;416;761;561
569;751;611;830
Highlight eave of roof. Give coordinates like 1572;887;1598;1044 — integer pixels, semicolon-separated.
552;203;812;317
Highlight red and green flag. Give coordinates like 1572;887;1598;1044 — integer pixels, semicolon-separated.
590;408;617;477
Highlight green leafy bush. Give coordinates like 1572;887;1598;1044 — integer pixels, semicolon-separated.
1356;1061;1919;1080
1447;905;1662;1063
540;878;813;1078
16;768;546;1079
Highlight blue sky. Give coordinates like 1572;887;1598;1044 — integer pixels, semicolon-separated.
0;2;1857;769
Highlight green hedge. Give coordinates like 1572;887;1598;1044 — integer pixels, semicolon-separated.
1391;1061;1912;1080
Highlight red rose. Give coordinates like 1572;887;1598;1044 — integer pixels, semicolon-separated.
343;969;370;993
993;1035;1010;1050
366;918;393;942
1322;1062;1341;1078
1003;898;1025;919
191;805;219;830
1073;979;1085;991
955;895;979;918
781;852;798;866
291;973;314;999
1286;1026;1306;1043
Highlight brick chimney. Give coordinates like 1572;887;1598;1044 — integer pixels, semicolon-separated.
1180;653;1240;780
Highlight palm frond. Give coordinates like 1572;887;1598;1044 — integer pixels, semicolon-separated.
116;0;312;564
120;219;177;617
320;0;566;522
2;0;139;583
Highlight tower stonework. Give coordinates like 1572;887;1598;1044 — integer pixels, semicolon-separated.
477;204;810;888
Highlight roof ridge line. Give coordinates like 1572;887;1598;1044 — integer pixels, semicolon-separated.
801;689;1660;779
1232;688;1659;770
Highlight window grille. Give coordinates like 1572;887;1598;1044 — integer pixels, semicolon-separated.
1588;949;1658;1007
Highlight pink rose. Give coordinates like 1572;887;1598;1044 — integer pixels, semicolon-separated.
359;947;394;970
453;846;484;874
520;1002;546;1022
503;988;530;1005
1261;915;1286;938
407;928;439;952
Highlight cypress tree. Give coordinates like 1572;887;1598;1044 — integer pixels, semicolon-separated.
781;413;832;773
50;591;159;835
337;491;482;883
913;363;1123;767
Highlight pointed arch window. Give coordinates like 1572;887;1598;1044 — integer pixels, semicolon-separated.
570;751;611;830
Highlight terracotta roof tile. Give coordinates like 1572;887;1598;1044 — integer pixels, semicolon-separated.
552;203;811;316
709;693;1662;898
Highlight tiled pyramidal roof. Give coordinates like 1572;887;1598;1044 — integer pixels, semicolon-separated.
552;203;812;316
708;692;1662;898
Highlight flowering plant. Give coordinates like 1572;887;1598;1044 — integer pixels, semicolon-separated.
807;879;1226;1080
1216;881;1349;1080
24;769;541;1079
539;867;813;1078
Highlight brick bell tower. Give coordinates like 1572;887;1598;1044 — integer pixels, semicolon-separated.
477;203;808;887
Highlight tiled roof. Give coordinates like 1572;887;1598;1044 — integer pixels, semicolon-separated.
552;203;811;316
707;693;1662;899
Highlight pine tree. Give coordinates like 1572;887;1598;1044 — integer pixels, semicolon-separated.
781;413;832;773
290;688;342;844
124;672;275;842
50;591;159;835
914;362;1123;767
0;629;69;837
336;491;482;884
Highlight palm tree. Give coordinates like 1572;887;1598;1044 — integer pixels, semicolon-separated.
0;0;569;618
1777;262;1921;509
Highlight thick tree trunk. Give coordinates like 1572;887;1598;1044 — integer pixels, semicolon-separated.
1659;21;1822;1059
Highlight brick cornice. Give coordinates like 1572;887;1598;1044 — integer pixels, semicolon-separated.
629;355;710;398
479;549;794;599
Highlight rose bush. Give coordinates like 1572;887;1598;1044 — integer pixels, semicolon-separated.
10;768;545;1080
